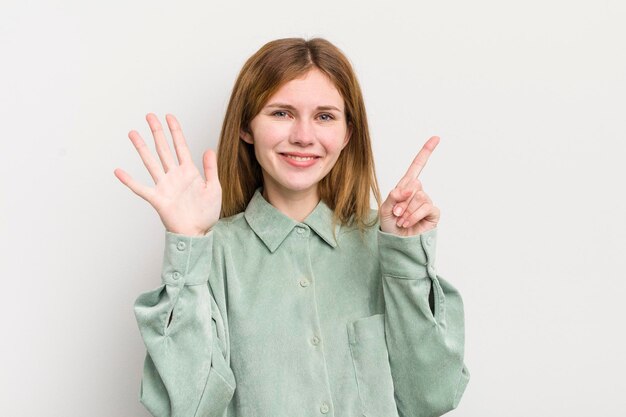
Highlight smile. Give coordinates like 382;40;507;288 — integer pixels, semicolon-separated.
279;153;320;167
285;155;316;161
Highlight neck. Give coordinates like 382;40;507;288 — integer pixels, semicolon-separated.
262;185;320;222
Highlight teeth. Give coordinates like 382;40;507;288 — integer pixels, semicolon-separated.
285;154;316;161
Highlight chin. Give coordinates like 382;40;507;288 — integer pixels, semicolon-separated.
278;179;320;194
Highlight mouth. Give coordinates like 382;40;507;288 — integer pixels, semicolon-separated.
279;152;321;167
280;153;320;161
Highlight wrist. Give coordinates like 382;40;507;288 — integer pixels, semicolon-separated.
166;227;210;237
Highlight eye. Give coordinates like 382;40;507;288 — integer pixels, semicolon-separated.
271;110;289;118
318;113;335;121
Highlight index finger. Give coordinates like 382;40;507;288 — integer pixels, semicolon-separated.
400;135;440;181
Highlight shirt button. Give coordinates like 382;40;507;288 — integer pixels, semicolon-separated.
172;271;182;280
299;278;310;287
320;402;329;414
296;227;305;234
311;335;320;345
425;236;433;246
428;265;436;275
176;241;186;251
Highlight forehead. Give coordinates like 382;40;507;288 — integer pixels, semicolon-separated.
267;68;344;109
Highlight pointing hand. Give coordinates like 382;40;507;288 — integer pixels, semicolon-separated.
379;136;441;236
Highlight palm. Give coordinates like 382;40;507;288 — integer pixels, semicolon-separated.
114;113;222;236
151;162;221;236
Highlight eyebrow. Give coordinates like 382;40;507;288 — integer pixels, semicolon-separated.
265;103;342;112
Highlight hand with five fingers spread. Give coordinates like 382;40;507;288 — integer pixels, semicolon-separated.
379;136;441;237
114;113;222;237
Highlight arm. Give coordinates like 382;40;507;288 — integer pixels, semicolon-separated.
115;113;230;416
379;226;469;417
134;230;235;417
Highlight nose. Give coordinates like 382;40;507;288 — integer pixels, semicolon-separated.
289;119;314;146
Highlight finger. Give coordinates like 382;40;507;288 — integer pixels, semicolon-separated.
383;186;412;214
128;130;164;183
202;148;218;183
146;113;177;172
401;201;434;228
397;190;428;226
391;178;422;216
113;168;155;203
399;135;440;183
165;114;194;165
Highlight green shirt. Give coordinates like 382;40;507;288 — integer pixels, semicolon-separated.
134;187;469;417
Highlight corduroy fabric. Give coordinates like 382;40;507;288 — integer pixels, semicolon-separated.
134;186;469;417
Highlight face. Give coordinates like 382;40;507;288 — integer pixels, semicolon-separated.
241;68;351;202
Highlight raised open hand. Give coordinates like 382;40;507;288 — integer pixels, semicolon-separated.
114;113;222;236
379;136;441;236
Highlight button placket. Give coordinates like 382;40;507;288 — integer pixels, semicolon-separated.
291;222;332;414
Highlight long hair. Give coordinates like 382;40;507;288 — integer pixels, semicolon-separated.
217;37;381;236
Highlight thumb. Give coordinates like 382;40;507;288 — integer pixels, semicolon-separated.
382;186;412;213
202;149;218;183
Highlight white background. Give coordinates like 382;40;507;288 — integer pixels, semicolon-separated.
1;0;625;416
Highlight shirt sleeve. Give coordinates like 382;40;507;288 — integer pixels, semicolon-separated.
378;226;470;417
133;229;236;417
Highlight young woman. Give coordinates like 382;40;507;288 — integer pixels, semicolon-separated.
115;38;469;417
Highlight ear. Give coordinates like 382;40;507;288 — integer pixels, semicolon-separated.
240;128;253;144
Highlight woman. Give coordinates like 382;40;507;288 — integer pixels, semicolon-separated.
115;37;469;417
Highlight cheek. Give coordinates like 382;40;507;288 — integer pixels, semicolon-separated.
254;123;289;147
320;128;349;154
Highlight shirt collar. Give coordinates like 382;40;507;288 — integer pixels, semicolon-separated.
244;187;340;253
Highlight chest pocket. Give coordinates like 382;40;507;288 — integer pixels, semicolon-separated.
347;314;400;417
